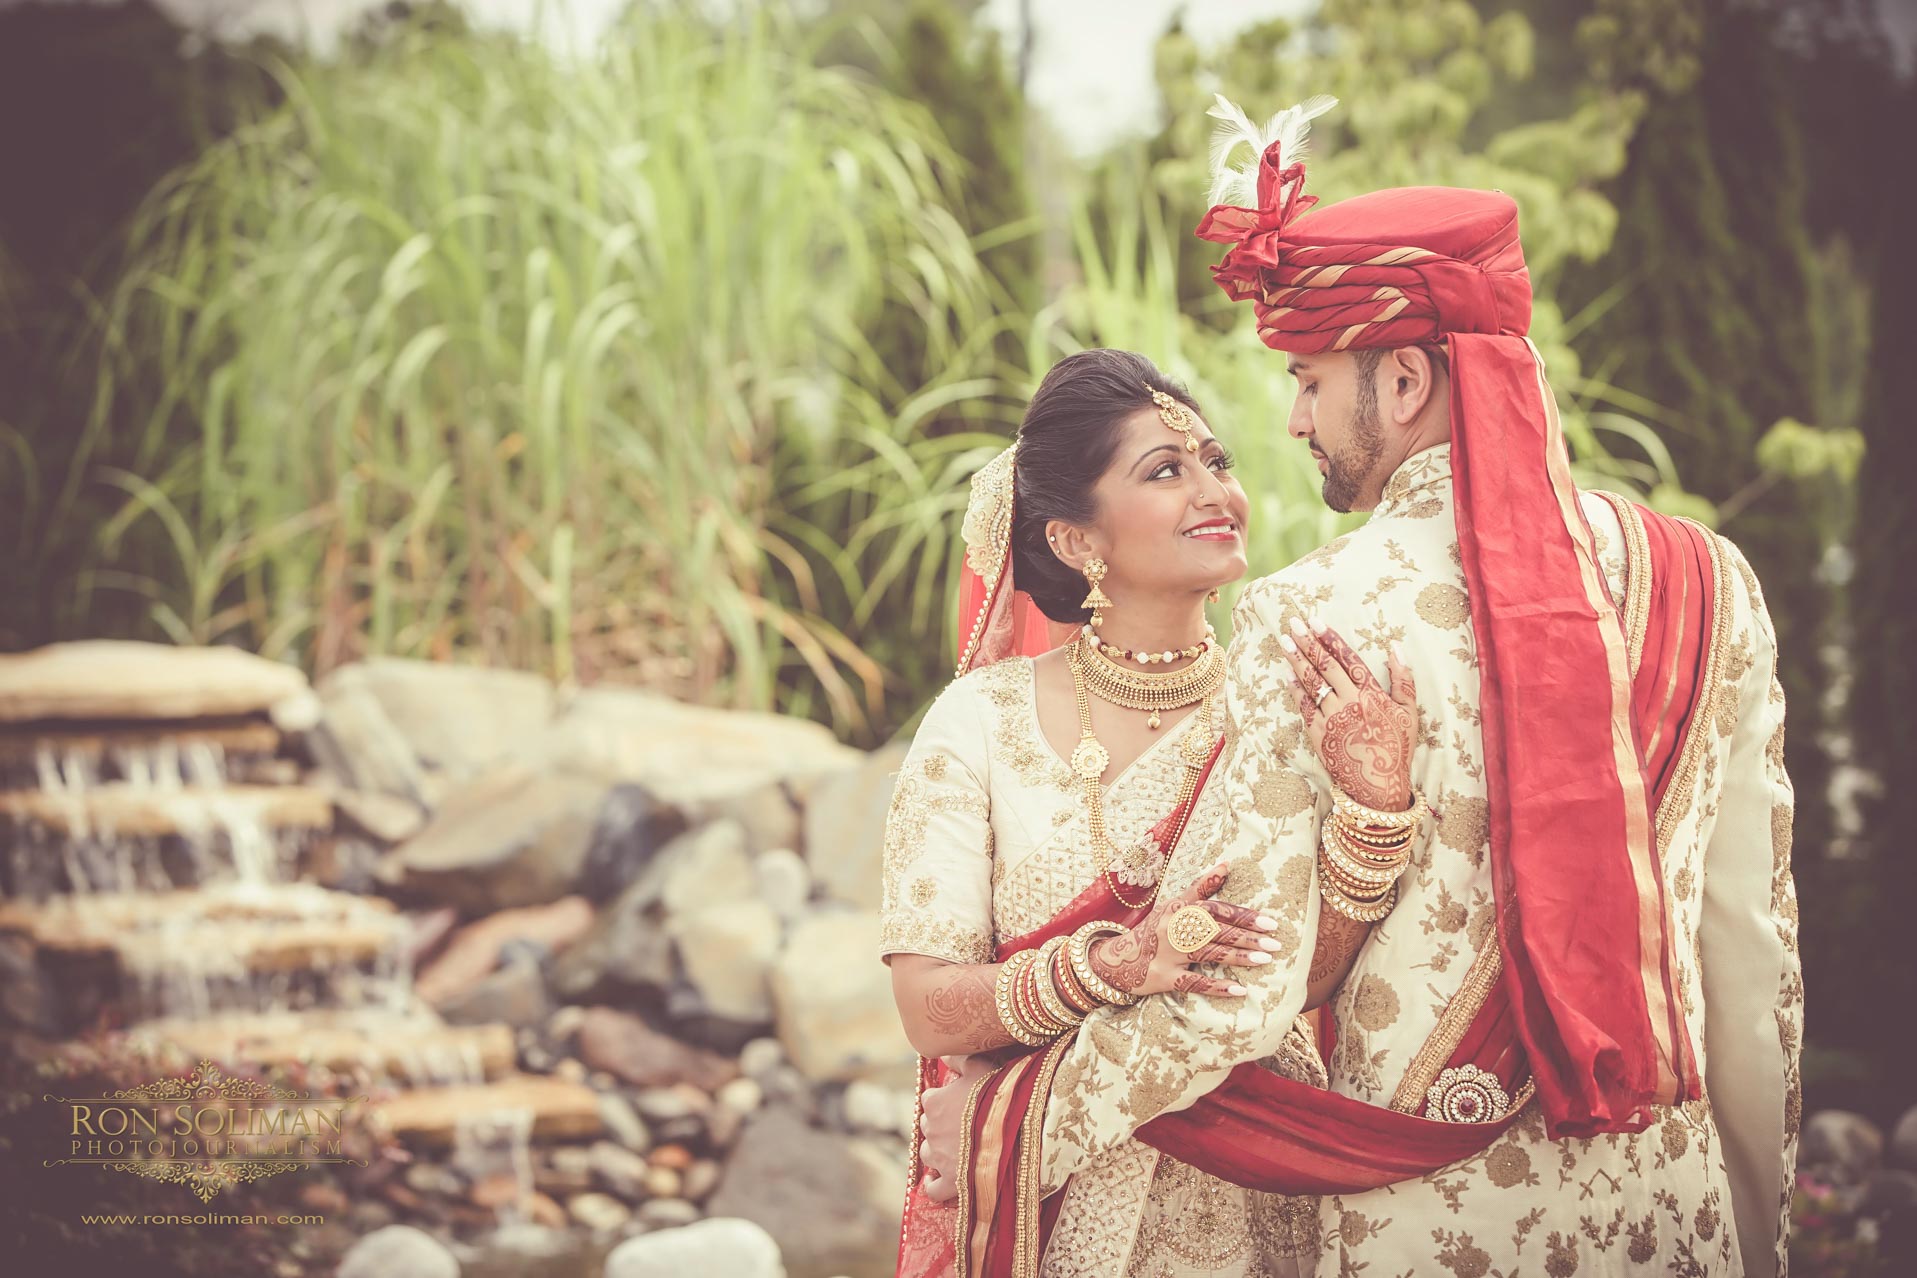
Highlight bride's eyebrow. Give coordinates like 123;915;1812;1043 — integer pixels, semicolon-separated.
1130;442;1182;475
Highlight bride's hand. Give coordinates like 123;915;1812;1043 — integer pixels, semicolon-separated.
1087;861;1281;998
1279;616;1418;812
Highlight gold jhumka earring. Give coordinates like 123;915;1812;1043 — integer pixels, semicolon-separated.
1080;558;1113;628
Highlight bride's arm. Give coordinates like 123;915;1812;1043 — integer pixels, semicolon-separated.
1280;618;1420;1007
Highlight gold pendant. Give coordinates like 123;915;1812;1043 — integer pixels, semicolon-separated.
1147;710;1161;730
1070;734;1110;780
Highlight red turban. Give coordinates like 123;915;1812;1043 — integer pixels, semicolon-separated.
1198;139;1702;1140
1198;183;1533;353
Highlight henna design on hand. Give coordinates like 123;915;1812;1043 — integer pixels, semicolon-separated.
924;965;1009;1052
1093;915;1160;994
1307;915;1368;985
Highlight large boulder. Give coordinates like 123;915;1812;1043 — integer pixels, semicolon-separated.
321;658;554;778
771;911;914;1084
548;821;740;1004
705;1108;899;1277
388;766;609;911
673;900;781;1025
524;687;862;807
336;1224;459;1278
604;1217;784;1278
0;640;309;724
802;741;907;909
1804;1110;1886;1181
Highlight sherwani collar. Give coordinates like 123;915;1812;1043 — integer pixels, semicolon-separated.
1370;443;1454;520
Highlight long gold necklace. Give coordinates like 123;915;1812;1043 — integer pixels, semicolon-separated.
1078;635;1225;729
1067;640;1219;908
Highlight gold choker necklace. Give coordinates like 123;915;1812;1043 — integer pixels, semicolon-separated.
1075;634;1225;729
1080;622;1216;666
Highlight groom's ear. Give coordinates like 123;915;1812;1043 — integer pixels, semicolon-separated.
1384;346;1441;426
1046;520;1098;572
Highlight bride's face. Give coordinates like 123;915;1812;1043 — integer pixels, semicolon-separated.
1081;405;1250;602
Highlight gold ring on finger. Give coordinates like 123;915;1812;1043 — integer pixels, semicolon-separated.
1167;905;1222;955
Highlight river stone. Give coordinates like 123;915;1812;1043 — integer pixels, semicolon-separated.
753;848;810;922
1805;1110;1886;1180
771;911;915;1083
324;657;554;778
575;1007;739;1091
605;1217;784;1278
673;900;780;1024
706;1108;897;1276
522;686;861;807
568;1191;632;1233
309;681;433;803
0;640;309;724
1891;1107;1917;1172
802;741;907;909
417;897;594;1007
336;1224;459;1278
333;789;426;845
661;820;756;914
577;784;687;900
390;765;609;911
434;954;553;1029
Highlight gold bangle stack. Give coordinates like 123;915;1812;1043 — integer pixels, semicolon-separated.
1067;920;1139;1006
994;922;1148;1046
1317;787;1425;923
994;950;1054;1046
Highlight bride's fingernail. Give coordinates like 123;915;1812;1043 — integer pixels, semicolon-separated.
1258;938;1280;951
1288;617;1308;638
1254;916;1278;931
1279;634;1298;654
1310;615;1328;634
1247;952;1271;964
1227;984;1249;996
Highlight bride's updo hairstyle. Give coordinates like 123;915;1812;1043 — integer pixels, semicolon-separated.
1010;349;1205;624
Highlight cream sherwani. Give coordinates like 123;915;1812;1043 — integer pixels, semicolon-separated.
1037;445;1803;1276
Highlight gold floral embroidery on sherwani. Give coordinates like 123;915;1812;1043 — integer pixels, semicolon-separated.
880;657;1326;1277
1032;446;1802;1278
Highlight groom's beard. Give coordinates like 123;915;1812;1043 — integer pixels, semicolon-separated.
1320;387;1386;513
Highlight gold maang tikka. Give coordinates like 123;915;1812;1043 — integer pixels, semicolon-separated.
1080;557;1113;628
1147;385;1200;452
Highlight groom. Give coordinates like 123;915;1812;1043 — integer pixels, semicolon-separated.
922;165;1801;1272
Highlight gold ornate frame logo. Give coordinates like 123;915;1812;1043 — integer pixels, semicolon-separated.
43;1060;369;1202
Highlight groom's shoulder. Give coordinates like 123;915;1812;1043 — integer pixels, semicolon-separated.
1230;529;1370;631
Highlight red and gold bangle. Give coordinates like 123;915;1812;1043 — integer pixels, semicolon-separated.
1032;937;1085;1029
1052;946;1099;1016
994;951;1051;1046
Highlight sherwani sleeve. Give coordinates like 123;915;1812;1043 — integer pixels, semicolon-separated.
878;679;997;967
1697;542;1802;1278
1038;578;1327;1192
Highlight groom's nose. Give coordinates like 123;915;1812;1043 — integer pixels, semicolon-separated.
1286;396;1313;441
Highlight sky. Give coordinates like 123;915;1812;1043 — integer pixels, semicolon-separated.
12;0;1915;146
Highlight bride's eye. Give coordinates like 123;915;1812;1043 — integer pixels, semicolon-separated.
1148;461;1179;481
1209;450;1236;472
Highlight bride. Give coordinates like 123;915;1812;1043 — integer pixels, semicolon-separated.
879;348;1421;1277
